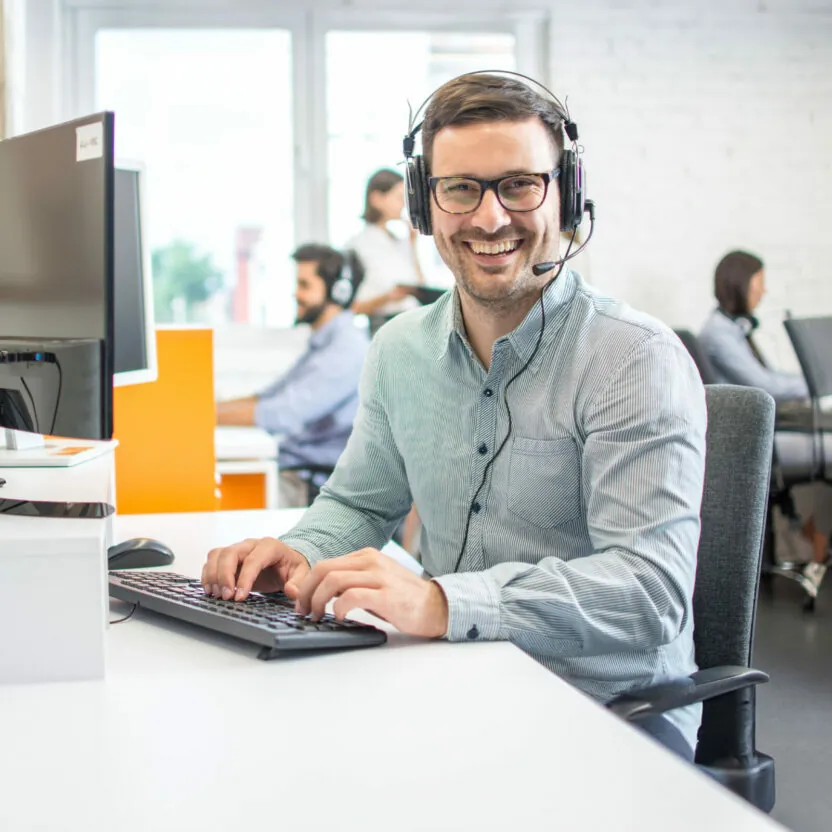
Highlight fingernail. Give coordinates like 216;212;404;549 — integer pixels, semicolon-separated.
235;588;246;601
221;587;233;600
212;584;220;597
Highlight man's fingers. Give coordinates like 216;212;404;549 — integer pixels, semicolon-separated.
332;588;384;622
234;538;287;600
282;561;312;600
214;541;259;598
307;570;382;620
204;539;255;594
295;549;380;611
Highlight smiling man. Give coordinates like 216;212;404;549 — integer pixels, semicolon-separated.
202;74;707;760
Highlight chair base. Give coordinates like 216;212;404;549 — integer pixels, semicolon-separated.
699;752;776;813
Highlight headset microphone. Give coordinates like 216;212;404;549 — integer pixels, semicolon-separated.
532;199;597;277
532;262;558;276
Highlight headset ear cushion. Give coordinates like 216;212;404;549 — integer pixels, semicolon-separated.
559;151;586;232
330;275;354;306
406;155;432;236
559;150;576;231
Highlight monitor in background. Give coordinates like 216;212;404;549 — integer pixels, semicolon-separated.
113;163;157;386
0;112;115;441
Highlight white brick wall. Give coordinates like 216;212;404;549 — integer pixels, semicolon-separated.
550;0;832;370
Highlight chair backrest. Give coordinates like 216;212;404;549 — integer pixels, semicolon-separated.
783;316;832;398
694;386;774;764
674;330;720;385
694;385;775;671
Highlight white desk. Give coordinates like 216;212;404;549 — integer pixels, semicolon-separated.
215;426;279;509
0;508;782;831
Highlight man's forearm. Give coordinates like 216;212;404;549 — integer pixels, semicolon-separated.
434;545;692;655
216;396;258;427
352;293;393;316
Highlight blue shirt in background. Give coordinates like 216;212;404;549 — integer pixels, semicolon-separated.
698;308;808;402
255;311;369;470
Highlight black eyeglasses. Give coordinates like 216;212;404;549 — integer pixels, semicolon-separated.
428;168;560;215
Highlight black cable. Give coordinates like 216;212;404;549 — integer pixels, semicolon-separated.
49;357;63;435
452;228;579;573
109;603;138;625
20;378;40;433
4;389;31;431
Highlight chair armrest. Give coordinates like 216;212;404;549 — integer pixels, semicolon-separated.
606;666;770;721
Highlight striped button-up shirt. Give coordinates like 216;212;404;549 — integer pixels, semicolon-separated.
281;268;707;749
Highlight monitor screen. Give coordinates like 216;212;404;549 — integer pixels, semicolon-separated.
113;165;156;384
0;112;115;439
0;115;112;342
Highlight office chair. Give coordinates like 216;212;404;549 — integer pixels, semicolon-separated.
673;329;720;385
766;315;832;610
783;315;832;485
608;385;776;813
280;464;335;506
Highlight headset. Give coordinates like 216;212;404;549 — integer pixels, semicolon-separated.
403;70;588;238
328;254;357;308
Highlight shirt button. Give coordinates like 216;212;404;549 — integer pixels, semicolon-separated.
467;625;480;640
483;388;493;397
472;502;481;514
478;444;487;455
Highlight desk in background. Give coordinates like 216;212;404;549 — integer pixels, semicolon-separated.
0;507;783;831
215;425;279;510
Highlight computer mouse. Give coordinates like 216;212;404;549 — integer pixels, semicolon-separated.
108;537;175;570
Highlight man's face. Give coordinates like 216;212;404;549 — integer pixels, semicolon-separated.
429;117;560;309
294;261;329;325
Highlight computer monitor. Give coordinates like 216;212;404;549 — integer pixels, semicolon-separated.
0;112;115;440
113;162;157;386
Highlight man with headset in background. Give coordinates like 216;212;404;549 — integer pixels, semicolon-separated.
216;244;368;508
204;74;707;759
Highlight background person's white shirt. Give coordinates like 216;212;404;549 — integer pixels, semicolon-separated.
347;223;421;315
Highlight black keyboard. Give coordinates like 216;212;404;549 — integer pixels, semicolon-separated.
109;570;387;659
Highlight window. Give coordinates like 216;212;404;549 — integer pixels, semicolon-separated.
96;29;296;326
326;31;515;284
66;8;541;325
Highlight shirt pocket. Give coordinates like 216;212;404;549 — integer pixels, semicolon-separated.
507;436;582;529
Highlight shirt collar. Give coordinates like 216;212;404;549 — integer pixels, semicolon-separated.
309;310;354;349
437;267;578;370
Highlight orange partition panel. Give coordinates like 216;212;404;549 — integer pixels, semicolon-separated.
113;328;217;514
219;473;267;511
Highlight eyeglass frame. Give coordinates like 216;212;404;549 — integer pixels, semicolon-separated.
427;168;561;215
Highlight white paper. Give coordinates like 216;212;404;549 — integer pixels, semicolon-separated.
76;122;104;162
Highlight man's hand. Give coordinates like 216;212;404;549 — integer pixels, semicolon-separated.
202;537;311;602
216;397;258;427
294;548;449;639
387;285;413;303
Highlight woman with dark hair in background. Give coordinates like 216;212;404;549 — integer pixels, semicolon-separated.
699;250;808;399
699;250;829;591
347;168;424;322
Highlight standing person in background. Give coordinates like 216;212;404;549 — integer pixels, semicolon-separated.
348;169;425;326
699;249;830;591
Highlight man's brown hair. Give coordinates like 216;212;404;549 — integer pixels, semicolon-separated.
420;73;565;172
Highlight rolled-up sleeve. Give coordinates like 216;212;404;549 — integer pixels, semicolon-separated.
434;334;707;657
